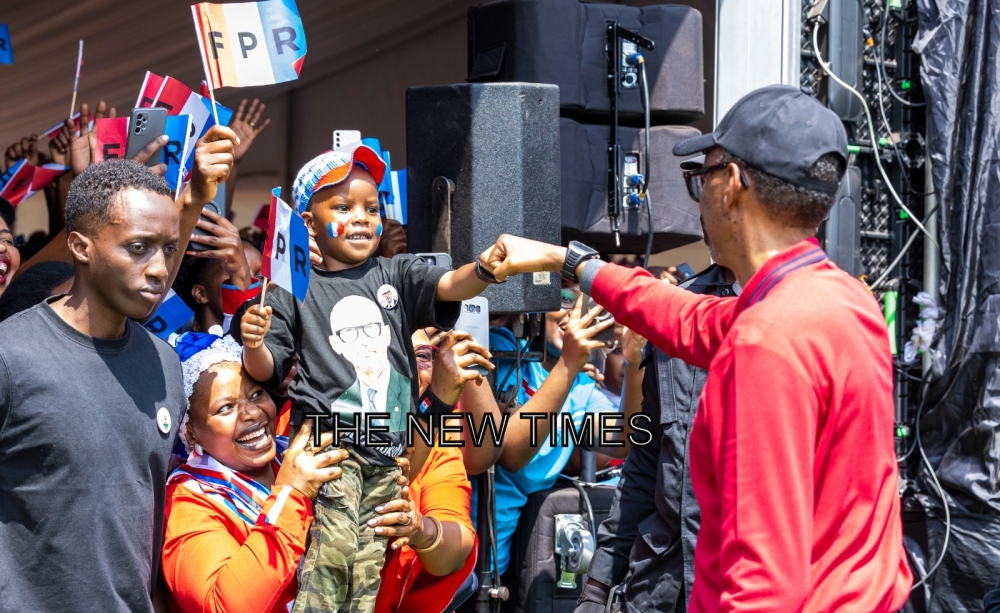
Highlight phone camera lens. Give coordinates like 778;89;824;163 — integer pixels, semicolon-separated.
134;127;141;134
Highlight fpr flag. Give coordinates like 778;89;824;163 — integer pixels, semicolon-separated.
164;115;194;193
94;117;129;162
261;187;309;301
0;24;13;65
136;73;232;165
0;160;34;204
143;289;195;340
193;0;306;89
0;160;69;205
43;112;93;140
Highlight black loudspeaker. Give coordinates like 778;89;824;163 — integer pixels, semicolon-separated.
561;118;703;254
406;83;561;314
468;0;704;125
822;167;862;276
505;485;618;613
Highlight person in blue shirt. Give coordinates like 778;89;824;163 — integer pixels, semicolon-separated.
478;288;625;575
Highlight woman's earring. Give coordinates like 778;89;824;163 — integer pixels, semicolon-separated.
194;443;204;455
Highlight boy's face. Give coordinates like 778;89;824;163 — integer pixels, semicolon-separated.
78;188;180;321
302;170;382;268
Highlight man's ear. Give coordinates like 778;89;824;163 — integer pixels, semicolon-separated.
721;163;745;218
67;230;93;265
329;335;343;355
190;284;210;306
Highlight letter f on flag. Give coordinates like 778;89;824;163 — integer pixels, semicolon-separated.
192;0;306;89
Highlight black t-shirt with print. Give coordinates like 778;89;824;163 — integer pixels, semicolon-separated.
234;255;458;466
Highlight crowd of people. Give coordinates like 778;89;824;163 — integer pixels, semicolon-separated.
0;83;918;613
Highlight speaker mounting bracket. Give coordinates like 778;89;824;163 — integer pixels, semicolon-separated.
606;22;654;247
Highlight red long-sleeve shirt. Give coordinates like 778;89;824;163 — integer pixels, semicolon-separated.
589;239;912;612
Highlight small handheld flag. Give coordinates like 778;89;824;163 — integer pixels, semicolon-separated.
43;112;93;140
164;115;194;196
69;40;83;117
94;117;129;162
192;0;307;89
0;24;13;65
390;170;407;225
0;160;35;205
261;187;310;301
0;160;70;206
143;289;196;340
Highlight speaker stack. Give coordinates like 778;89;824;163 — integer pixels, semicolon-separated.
406;0;707;314
468;0;707;254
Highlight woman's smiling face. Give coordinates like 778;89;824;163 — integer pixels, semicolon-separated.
186;361;278;476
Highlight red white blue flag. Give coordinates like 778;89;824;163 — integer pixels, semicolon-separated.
0;160;70;205
261;187;310;301
192;0;306;89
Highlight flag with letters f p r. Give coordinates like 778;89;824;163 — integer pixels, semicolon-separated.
261;188;310;302
192;0;306;89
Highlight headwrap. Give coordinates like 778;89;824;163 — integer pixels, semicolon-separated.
178;334;243;454
291;145;386;214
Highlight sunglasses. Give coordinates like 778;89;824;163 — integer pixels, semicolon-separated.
683;162;750;202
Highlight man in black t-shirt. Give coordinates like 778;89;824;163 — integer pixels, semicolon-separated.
0;128;236;613
238;146;496;613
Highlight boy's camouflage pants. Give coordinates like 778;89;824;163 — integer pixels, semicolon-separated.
293;444;402;613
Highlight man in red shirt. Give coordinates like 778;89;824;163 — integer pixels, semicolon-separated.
481;85;912;612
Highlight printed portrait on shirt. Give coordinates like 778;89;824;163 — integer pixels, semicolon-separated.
327;294;409;447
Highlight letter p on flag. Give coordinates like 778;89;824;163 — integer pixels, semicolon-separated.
192;0;306;89
261;188;310;302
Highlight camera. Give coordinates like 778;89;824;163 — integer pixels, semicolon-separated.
415;252;452;269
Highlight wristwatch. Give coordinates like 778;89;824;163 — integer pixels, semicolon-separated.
561;240;601;284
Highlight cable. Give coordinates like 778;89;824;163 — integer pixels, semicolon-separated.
911;401;951;590
638;60;654;266
867;203;938;291
871;10;929;199
811;20;937;249
878;8;926;108
569;479;597;539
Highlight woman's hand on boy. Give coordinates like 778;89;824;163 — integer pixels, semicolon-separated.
273;420;342;500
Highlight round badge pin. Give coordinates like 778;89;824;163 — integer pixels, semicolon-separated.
157;407;172;434
376;284;399;310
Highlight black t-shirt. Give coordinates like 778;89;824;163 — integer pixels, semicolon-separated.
234;255;458;466
0;301;186;613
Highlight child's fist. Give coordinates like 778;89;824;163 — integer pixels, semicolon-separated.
241;304;272;349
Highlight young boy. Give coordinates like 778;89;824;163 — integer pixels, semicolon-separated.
238;145;492;613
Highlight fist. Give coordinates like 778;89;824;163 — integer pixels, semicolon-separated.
241;303;272;349
191;125;239;206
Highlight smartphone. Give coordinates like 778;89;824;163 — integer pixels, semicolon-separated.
454;296;490;376
584;295;615;345
189;201;223;253
126;108;167;166
415;252;452;269
675;262;696;281
333;130;362;153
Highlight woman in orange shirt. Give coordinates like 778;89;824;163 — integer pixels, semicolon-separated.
161;336;351;613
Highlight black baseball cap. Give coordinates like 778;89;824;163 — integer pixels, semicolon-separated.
673;85;848;194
